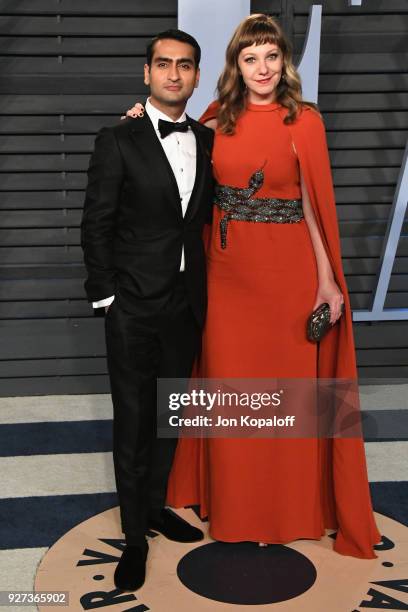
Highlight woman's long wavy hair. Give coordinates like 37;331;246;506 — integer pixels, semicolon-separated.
216;14;318;134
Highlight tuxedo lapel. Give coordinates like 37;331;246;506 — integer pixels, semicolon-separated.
184;119;209;223
129;113;211;223
129;114;183;218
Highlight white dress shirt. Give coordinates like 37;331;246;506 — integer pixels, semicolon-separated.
93;97;197;309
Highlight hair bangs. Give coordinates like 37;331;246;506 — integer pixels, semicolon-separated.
237;21;280;54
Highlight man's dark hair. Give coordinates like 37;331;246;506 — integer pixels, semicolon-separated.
146;29;201;68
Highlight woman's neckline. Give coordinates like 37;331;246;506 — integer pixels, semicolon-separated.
246;101;282;112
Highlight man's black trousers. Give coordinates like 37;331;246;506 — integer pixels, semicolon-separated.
104;273;200;546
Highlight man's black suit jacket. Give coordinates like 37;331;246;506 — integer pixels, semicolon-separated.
81;112;215;327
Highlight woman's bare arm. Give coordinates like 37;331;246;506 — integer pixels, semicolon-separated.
300;169;344;323
204;118;217;130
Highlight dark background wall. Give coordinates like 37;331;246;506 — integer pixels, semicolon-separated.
0;0;407;396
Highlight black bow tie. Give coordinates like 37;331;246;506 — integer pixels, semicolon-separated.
158;118;190;139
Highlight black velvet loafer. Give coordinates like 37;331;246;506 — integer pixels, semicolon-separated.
114;542;148;591
148;508;204;542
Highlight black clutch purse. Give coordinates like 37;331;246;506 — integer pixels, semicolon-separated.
307;302;345;343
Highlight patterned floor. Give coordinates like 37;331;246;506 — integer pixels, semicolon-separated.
0;390;407;611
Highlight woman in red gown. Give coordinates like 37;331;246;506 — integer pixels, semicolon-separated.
129;14;382;558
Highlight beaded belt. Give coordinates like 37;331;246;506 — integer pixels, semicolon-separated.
214;167;303;249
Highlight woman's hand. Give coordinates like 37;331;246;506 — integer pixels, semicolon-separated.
313;278;344;324
120;102;145;120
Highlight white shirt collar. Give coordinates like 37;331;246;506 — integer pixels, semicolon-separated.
145;98;188;132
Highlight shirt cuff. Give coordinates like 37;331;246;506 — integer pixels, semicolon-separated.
92;295;115;308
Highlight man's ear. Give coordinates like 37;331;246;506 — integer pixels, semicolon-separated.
144;63;150;86
194;67;200;89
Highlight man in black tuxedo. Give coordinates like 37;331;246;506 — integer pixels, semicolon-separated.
80;29;214;591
